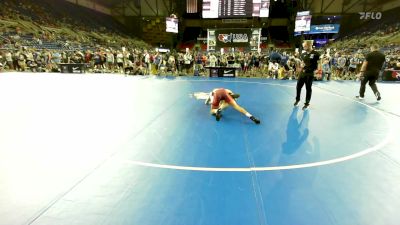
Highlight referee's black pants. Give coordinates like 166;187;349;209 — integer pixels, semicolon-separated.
296;72;314;104
359;71;380;98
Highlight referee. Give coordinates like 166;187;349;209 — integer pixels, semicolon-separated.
356;44;385;101
294;40;320;110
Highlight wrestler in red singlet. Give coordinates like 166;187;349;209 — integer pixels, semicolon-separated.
211;88;235;109
204;88;260;124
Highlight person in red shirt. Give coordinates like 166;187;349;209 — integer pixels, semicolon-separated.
202;88;261;124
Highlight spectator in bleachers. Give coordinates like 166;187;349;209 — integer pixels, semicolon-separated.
208;53;217;67
13;50;20;71
106;49;115;72
167;54;176;74
393;61;400;70
4;50;13;70
17;49;27;72
347;55;358;80
52;51;61;64
321;57;331;81
268;60;279;79
183;51;193;75
116;50;124;73
93;50;103;71
336;54;347;79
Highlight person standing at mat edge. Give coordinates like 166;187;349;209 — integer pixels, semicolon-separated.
356;44;385;101
294;40;321;110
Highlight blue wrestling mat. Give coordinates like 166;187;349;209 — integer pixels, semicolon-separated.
0;73;399;225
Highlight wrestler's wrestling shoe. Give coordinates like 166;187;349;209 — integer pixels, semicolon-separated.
215;109;222;121
250;116;260;124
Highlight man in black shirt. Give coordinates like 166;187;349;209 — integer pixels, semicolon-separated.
294;40;320;110
356;44;385;101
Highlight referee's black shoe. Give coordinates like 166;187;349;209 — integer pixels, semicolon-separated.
356;96;364;100
302;103;310;110
375;92;381;101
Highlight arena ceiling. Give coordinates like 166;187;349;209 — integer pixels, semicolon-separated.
68;0;400;17
299;0;399;15
73;0;178;17
92;0;121;8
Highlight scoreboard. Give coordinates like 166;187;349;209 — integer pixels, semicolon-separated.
202;0;270;18
219;0;252;17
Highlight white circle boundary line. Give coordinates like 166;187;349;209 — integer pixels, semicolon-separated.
122;79;394;172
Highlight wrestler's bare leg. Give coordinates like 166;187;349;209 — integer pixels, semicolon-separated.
229;101;261;124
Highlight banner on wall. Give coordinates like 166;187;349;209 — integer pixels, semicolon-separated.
215;29;252;47
314;39;329;47
295;24;340;36
207;28;261;51
310;24;340;34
